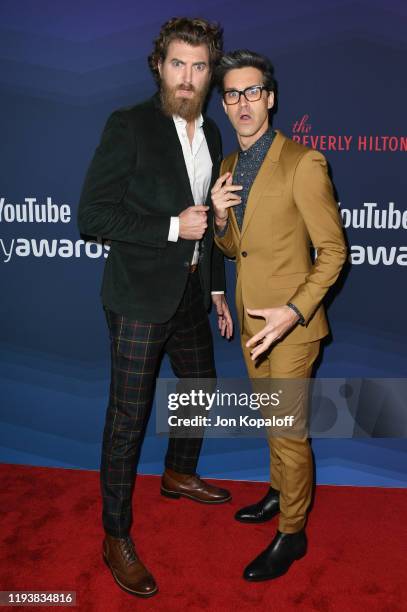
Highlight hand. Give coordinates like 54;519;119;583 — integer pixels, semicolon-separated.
245;306;299;360
179;205;209;240
211;172;242;230
212;294;233;339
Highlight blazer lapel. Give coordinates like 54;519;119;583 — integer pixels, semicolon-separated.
203;121;219;171
152;97;194;208
222;152;240;236
203;120;220;205
240;130;286;240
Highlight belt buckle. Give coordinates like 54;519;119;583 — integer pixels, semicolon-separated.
189;264;198;273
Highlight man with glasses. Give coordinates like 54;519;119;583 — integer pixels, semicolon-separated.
212;50;346;582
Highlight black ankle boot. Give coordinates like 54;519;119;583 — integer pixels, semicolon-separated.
235;487;280;523
243;530;307;581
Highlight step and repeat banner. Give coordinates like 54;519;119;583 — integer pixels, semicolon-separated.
1;1;406;486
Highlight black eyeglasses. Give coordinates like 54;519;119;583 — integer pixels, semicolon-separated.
222;85;267;105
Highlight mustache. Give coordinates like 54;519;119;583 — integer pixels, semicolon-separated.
176;83;195;92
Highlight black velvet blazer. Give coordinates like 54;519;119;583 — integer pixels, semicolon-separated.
78;94;225;322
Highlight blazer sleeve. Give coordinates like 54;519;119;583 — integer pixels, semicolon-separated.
77;111;170;247
214;219;237;259
206;122;226;293
288;150;347;324
213;158;238;259
211;242;226;292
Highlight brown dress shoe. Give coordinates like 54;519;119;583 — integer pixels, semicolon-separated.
103;534;158;598
161;468;231;504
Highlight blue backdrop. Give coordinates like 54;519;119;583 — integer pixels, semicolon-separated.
1;0;406;486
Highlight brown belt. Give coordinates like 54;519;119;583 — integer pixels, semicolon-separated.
189;264;198;273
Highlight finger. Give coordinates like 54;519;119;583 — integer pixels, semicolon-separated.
193;205;209;212
246;308;265;318
222;315;228;335
195;220;207;229
225;198;241;207
225;310;233;328
250;336;273;360
250;342;271;361
217;313;224;334
223;185;243;193
225;315;233;339
194;215;207;224
224;200;242;209
212;172;231;193
246;327;268;348
224;194;242;203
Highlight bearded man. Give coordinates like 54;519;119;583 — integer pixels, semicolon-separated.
78;17;233;598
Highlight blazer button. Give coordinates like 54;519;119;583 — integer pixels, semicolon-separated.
241;251;248;257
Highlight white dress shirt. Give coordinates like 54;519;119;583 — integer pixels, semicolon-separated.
168;114;211;264
167;114;223;295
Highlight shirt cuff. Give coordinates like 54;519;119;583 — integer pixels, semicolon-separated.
168;216;179;242
287;302;305;325
215;218;229;238
211;291;225;295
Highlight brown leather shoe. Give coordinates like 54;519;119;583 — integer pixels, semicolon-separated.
161;468;231;504
102;534;158;598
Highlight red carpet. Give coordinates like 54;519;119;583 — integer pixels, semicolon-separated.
0;463;406;611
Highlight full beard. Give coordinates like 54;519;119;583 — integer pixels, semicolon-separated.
160;81;209;122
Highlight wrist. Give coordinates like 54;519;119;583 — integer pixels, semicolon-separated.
215;214;227;227
286;302;305;325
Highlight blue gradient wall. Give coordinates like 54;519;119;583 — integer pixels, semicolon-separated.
1;0;406;486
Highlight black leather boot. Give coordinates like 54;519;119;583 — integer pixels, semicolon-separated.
235;487;280;523
243;529;307;581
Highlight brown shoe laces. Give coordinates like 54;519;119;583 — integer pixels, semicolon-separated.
119;537;138;565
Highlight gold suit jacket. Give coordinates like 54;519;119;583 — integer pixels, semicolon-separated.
215;130;347;344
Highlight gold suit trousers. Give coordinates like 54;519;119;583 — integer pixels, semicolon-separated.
241;330;320;533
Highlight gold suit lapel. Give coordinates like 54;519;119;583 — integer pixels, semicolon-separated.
240;130;286;240
222;152;240;236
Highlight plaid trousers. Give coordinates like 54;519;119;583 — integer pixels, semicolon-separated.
100;271;216;537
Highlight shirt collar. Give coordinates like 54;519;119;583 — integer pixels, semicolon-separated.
173;114;204;129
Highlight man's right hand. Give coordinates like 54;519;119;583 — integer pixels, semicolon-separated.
179;205;209;240
211;172;242;230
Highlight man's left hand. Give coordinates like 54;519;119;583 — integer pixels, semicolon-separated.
246;306;299;360
212;294;233;339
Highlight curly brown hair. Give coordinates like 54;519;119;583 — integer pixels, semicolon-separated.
148;17;223;84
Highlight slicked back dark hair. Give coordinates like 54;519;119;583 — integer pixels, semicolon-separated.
148;17;223;84
216;49;276;93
